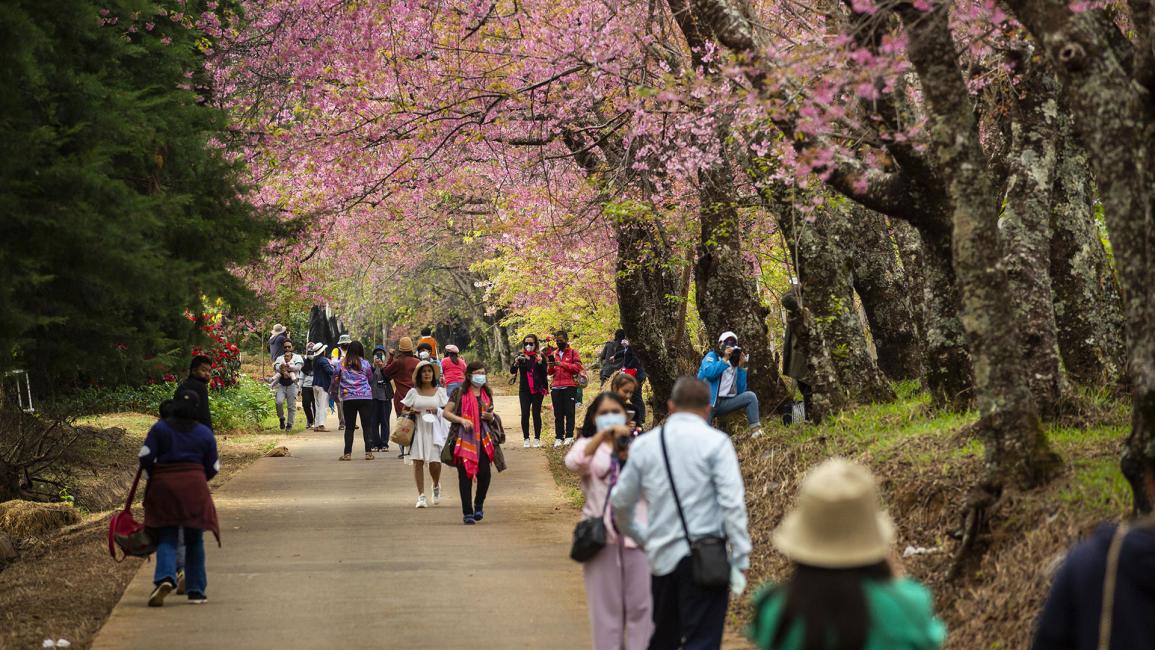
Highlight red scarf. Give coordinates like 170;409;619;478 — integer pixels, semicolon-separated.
524;351;544;395
456;387;494;480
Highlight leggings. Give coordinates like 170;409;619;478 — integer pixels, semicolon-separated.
301;385;315;427
552;387;578;441
372;399;392;448
456;449;492;516
519;391;544;440
342;399;375;454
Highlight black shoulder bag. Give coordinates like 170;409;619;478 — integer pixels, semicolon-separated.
660;423;731;589
570;478;613;563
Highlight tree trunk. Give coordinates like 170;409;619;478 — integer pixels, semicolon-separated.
850;208;924;382
1049;128;1125;387
999;67;1069;420
784;300;848;423
913;226;975;410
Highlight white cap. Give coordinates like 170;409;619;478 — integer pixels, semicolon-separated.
718;331;737;344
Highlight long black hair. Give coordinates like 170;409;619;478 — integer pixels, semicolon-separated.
162;389;202;433
578;392;628;438
761;561;892;650
344;340;366;370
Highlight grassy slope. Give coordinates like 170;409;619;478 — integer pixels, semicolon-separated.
732;382;1129;649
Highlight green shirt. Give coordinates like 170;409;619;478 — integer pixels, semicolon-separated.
749;577;947;650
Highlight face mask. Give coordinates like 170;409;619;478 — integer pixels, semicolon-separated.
557;340;568;349
595;412;627;431
524;343;535;351
471;374;488;387
419;351;431;360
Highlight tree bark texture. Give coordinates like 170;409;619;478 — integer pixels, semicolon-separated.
1004;0;1155;511
1049;129;1125;387
998;66;1069;420
913;227;975;410
904;3;1059;488
784;300;849;423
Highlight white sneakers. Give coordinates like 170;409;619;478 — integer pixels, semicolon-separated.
564;437;574;447
749;425;764;438
533;439;542;448
416;495;428;509
523;439;531;448
432;484;441;505
553;439;562;448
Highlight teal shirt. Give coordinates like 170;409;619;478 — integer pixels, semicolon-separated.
749;577;946;650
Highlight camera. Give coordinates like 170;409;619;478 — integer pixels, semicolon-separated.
614;433;633;452
729;346;742;366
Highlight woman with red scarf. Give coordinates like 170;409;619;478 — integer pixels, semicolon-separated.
510;333;548;448
444;361;498;525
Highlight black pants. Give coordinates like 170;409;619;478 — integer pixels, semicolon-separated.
372;399;392;449
647;556;730;650
456;448;491;516
519;391;544;440
551;387;577;441
301;385;315;427
342;399;375;454
631;380;647;428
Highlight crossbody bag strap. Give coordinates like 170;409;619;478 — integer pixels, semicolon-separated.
124;466;144;511
659;423;693;547
1098;522;1130;650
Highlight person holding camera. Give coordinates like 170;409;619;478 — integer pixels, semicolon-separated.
273;341;304;431
697;330;763;437
565;392;653;649
311;344;333;432
370;345;394;452
546;330;584;448
511;334;549;448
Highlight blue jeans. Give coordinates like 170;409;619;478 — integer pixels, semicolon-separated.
445;382;462;400
711;391;760;427
155;527;206;595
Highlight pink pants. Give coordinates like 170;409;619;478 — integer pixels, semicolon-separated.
582;541;654;650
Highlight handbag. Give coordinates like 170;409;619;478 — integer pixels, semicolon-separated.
491;433;507;473
441;423;460;466
569;485;613;563
660;423;731;589
107;467;156;561
391;414;415;447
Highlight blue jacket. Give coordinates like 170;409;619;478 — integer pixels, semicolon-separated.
1033;522;1155;649
312;355;334;393
697;351;747;406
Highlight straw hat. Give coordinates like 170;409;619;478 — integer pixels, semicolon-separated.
411;359;442;386
397;336;415;353
772;458;896;568
337;333;352;345
272;324;286;336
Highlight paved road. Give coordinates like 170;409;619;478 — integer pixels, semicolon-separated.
93;395;591;649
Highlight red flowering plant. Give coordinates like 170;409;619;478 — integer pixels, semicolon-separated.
184;298;243;390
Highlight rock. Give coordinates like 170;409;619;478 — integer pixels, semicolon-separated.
264;446;291;458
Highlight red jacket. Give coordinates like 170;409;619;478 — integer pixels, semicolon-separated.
547;347;584;388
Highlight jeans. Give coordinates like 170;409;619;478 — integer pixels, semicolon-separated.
342;399;375;454
710;391;760;428
552;387;578;441
456;449;491;516
301;383;315;427
519;391;544;440
313;386;329;428
155;527;206;596
647;556;729;650
372;398;392;449
275;383;299;428
445;382;462;401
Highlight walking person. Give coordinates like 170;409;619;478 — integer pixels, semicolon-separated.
611;377;752;650
332;341;376;461
400;361;447;508
749;459;945;650
311;344;332;431
273;341;303;431
371;345;393;452
332;333;352;430
177;355;214;430
140;389;220;607
268;324;288;361
511;334;548;448
441;344;467;396
383;337;420;458
698;331;763;437
547;330;584;448
301;343;317;429
444;361;498;525
566;392;653;650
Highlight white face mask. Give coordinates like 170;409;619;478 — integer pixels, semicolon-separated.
524;343;536;351
595;412;627;431
470;374;488;387
418;351;431;360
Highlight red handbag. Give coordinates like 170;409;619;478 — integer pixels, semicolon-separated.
108;466;156;561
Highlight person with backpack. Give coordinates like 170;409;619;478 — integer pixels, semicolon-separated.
511;333;549;448
140;389;220;607
546;330;584;448
566;392;653;649
748;458;945;650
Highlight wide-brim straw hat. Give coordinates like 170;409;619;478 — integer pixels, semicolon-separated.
272;324;286;336
772;458;896;568
397;336;415;353
411;359;441;386
337;333;353;345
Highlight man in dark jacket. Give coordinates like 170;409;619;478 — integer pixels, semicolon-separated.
1033;518;1155;649
370;345;394;451
176;355;213;430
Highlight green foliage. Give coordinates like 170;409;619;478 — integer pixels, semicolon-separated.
0;1;273;393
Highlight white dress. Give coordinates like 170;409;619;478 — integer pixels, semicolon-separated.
402;387;449;464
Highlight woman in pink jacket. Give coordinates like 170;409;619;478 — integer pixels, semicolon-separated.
565;392;652;650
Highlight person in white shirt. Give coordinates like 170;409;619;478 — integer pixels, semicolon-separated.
272;341;304;431
611;377;751;650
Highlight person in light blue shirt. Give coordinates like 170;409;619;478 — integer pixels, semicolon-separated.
612;377;751;650
698;330;762;437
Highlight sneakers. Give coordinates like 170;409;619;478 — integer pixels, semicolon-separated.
523;439;530;448
533;439;542;448
563;437;574;447
749;424;764;438
187;592;208;604
473;509;484;522
463;515;476;525
175;570;186;595
432;484;441;505
148;579;175;607
553;439;562;448
416;495;428;509
338;454;351;461
365;452;375;460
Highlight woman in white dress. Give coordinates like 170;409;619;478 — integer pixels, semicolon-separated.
401;361;447;508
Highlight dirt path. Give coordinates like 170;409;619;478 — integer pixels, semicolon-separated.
92;395;591;649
